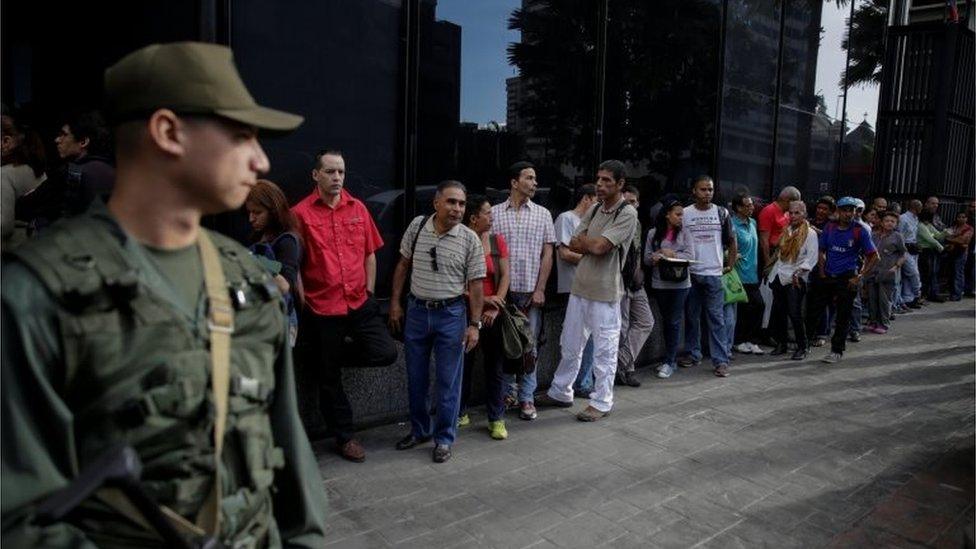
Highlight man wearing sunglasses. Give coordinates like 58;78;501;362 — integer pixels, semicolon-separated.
389;180;486;463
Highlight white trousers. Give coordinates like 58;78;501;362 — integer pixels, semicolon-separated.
548;294;621;412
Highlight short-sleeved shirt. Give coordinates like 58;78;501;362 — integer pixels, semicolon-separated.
490;198;556;293
820;222;878;276
684;204;730;277
732;215;759;284
400;215;486;300
867;230;906;281
292;189;383;316
571;200;638;302
483;233;509;297
758;202;789;247
554;210;582;293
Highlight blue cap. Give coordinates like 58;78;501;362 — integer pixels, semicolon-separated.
837;196;858;208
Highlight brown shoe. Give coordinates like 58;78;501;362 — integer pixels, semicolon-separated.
338;439;366;463
576;406;610;422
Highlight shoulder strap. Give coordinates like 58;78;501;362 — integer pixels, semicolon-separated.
409;215;432;265
195;230;232;536
488;234;501;292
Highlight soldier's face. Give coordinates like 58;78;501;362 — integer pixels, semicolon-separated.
182;117;269;214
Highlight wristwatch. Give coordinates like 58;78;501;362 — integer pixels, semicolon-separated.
468;320;482;330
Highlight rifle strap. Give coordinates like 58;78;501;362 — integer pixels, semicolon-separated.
195;229;233;536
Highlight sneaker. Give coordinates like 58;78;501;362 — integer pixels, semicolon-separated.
821;352;842;364
790;348;808;361
748;343;766;355
734;342;754;354
677;355;700;368
504;394;518;410
907;300;922;309
770;344;789;356
576;406;610;422
457;413;470;427
848;332;861;343
518;401;537;421
713;364;729;377
432;444;452;463
488;420;508;440
620;371;641;387
535;394;573;408
873;326;888;334
863;323;877;332
657;363;675;379
811;337;827;347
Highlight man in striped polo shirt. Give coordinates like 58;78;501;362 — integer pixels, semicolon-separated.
389;180;486;463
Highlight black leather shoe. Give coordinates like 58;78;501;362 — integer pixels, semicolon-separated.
432;444;452;463
621;371;641;387
791;348;808;361
770;344;789;356
395;434;431;450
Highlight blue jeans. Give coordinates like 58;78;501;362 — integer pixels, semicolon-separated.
723;302;736;356
655;288;689;365
503;292;541;403
572;337;595;393
404;297;467;445
900;253;921;303
684;274;730;366
952;253;967;299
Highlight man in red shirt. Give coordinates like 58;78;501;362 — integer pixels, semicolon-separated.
758;186;801;269
292;150;397;463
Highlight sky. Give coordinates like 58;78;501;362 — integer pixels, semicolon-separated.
436;0;521;126
435;0;879;129
817;1;880;128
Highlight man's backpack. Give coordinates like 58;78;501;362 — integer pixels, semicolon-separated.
586;201;643;292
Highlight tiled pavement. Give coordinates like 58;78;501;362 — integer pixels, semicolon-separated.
313;300;975;548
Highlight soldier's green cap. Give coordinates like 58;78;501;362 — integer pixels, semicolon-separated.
104;42;303;133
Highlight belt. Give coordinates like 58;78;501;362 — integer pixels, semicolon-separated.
410;295;464;310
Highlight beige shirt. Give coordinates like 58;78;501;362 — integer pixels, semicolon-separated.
570;200;638;302
400;215;486;300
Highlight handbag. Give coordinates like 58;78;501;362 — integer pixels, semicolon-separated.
498;302;536;374
721;268;748;304
658;258;690;282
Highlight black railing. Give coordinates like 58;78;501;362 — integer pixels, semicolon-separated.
874;22;975;201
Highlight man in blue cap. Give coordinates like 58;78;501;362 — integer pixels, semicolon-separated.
805;197;879;364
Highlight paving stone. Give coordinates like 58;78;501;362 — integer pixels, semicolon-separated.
317;301;974;547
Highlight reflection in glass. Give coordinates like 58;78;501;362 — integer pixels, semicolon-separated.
718;0;781;198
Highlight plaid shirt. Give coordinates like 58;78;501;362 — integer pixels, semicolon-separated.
490;198;556;292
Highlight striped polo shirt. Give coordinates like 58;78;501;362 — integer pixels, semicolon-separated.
399;215;486;300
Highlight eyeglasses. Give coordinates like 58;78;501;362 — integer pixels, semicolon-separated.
428;246;438;272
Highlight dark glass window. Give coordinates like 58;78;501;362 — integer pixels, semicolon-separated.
839;0;883;199
718;0;781;199
601;0;722;207
415;0;601;218
232;0;403;297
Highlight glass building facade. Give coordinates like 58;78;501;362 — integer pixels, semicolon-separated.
3;0;883;299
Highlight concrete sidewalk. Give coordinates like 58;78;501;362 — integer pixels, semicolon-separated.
313;300;975;548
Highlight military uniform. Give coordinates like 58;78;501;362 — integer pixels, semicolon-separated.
1;202;328;547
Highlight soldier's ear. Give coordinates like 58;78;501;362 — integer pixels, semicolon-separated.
146;109;187;158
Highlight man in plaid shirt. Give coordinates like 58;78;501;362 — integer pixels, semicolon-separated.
490;161;556;420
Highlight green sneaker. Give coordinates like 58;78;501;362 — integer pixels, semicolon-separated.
488;420;508;440
457;413;470;427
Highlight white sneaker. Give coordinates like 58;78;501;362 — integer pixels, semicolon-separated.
749;343;766;355
657;363;675;378
734;343;753;354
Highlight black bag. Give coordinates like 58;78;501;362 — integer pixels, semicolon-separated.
585;202;643;291
658;258;690;283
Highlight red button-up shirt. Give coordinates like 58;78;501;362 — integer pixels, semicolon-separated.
292;189;383;316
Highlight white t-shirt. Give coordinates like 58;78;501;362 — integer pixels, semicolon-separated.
554;210;581;294
683;204;725;277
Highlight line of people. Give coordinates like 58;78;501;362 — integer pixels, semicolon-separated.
240;151;974;465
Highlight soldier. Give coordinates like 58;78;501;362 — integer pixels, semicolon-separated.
1;43;328;547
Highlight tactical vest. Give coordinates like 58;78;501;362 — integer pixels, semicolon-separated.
9;213;288;548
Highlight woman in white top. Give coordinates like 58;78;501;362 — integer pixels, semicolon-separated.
768;200;819;360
